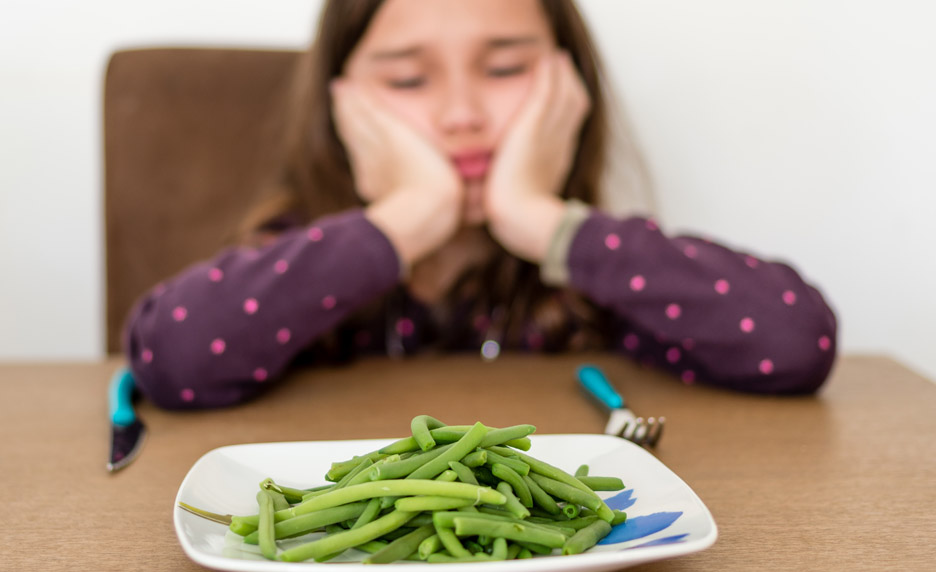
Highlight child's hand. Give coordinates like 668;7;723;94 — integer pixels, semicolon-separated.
331;80;463;267
484;51;591;262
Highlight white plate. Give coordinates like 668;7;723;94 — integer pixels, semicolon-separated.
174;434;717;571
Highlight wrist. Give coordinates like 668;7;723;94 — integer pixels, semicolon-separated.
487;193;566;263
365;185;461;269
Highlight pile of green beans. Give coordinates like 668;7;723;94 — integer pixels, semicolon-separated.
230;416;627;563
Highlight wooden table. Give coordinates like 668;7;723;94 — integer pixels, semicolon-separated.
3;354;934;571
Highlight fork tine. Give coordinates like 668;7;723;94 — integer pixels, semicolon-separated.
646;416;665;447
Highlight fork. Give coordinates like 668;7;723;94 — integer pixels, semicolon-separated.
577;365;665;448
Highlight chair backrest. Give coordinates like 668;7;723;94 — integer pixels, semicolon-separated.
104;48;299;353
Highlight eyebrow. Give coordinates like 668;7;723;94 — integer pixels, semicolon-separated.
369;36;543;61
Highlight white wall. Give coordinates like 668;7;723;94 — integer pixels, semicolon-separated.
1;1;934;382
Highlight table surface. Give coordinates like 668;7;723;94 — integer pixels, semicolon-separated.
3;353;934;571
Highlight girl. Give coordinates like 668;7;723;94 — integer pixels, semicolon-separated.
123;0;837;409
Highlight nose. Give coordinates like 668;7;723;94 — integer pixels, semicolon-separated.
436;79;485;134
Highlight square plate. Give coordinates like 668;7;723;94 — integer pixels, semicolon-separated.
174;434;717;571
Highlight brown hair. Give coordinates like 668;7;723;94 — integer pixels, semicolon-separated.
243;0;647;351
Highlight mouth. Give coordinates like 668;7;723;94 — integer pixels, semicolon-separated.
451;151;492;180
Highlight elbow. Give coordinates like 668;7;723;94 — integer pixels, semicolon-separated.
123;311;264;410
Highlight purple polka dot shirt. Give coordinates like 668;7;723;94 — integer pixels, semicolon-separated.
123;209;837;409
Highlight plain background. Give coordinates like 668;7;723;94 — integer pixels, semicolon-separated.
1;0;934;383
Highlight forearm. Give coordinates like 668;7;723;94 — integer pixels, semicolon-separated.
122;210;401;409
561;212;838;394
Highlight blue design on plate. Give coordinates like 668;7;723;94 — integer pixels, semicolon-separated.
629;534;690;548
598;489;684;546
604;489;637;511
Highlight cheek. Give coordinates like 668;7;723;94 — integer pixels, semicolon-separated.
485;77;537;142
370;87;439;142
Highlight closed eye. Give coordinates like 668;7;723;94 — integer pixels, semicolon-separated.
487;65;528;78
387;77;426;89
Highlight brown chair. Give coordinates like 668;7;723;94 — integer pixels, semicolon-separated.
103;48;299;353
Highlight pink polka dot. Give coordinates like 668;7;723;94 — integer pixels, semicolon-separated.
646;219;659;231
244;298;259;315
623;333;639;351
172;306;188;322
180;388;195;402
396;317;415;337
604;233;621;250
253;368;268;382
210;338;226;355
276;328;291;344
682;338;696;351
208;268;224;282
681;370;696;384
740;317;755;333
759;359;774;375
683;245;698;259
745;256;760;269
629;275;646;292
274;259;289;274
665;303;682;320
782;290;797;305
141;349;153;364
714;279;730;295
666;347;681;363
818;335;832;351
321;295;336;310
308;227;324;242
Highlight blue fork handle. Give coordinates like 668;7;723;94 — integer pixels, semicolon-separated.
108;367;137;427
577;365;624;410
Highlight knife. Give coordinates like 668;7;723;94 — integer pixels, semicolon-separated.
576;364;641;438
107;367;146;472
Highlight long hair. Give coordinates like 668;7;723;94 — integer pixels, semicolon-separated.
242;0;654;351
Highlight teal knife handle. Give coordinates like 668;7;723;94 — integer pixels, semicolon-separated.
577;365;624;410
109;367;137;427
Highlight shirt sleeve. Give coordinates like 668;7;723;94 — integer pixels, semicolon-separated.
122;209;401;409
565;211;838;394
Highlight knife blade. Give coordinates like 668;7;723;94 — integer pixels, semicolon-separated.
107;367;146;472
576;364;639;437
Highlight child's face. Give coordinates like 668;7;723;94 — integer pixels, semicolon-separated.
343;0;555;214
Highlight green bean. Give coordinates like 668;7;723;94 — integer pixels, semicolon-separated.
364;523;436;564
286;480;505;518
278;509;417;562
562;519;613;555
491;463;533;508
411;415;446;451
256;490;277;560
370;445;453;480
483;448;530;476
574;464;589;477
479;425;537;448
355;540;388;553
563;503;581;519
435;469;458;482
447;460;478;485
499;448;615;522
506;542;523;559
326;450;386;482
522;473;562;515
611;510;628;526
461;450;487;468
527;473;601;513
243;502;368;544
350;498;381;530
407;422;488;480
513;540;553;555
490;537;509;560
260;478;307;504
530;514;600;532
434;522;471;558
452;516;567;548
335;457;376;489
432;511;574;538
394;496;476;512
577;476;626;491
517;547;533;558
417;533;443;559
497;481;531;520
